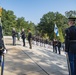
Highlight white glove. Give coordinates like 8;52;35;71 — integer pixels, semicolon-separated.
3;49;7;54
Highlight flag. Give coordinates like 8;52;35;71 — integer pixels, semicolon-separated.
54;24;59;36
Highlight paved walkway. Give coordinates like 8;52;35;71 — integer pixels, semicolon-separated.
3;36;68;75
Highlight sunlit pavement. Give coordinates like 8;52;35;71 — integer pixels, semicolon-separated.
3;36;68;75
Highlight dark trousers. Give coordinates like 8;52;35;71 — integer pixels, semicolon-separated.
53;46;55;52
53;45;57;53
0;55;2;65
53;46;57;53
12;36;16;45
22;38;25;46
58;47;61;54
0;55;1;61
67;52;76;75
28;39;32;49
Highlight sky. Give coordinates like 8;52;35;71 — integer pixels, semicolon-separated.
0;0;76;24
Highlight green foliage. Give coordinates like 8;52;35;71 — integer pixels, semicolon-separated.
37;11;68;41
1;8;76;42
1;9;17;35
37;12;55;39
65;10;76;18
1;8;36;35
58;27;64;43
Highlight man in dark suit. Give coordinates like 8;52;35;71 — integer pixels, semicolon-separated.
65;17;76;75
57;40;61;54
27;29;32;49
21;28;26;46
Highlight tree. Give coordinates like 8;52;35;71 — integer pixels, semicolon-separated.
37;11;67;41
1;9;17;35
37;12;55;39
16;17;26;31
1;8;36;36
65;10;76;18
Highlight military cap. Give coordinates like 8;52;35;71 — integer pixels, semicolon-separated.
68;17;76;21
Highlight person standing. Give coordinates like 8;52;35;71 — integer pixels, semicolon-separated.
65;17;76;75
57;40;61;54
53;39;57;53
53;39;55;52
12;28;17;45
21;29;26;46
27;29;32;49
0;25;6;65
0;7;6;66
17;32;20;41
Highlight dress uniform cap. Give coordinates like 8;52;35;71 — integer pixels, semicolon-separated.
68;17;76;21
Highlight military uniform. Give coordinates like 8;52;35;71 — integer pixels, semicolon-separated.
65;17;76;75
28;29;32;49
12;29;17;45
0;8;6;66
0;25;6;65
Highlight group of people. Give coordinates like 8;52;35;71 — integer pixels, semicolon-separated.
12;28;32;49
7;17;76;75
1;16;76;75
32;35;51;47
32;17;76;75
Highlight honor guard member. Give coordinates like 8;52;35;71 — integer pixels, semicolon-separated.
27;29;32;49
0;25;6;65
65;17;76;75
12;28;17;45
0;7;6;65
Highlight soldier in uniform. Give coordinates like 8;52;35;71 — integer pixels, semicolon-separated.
27;29;32;49
12;28;17;45
0;7;6;65
65;17;76;75
0;24;6;65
